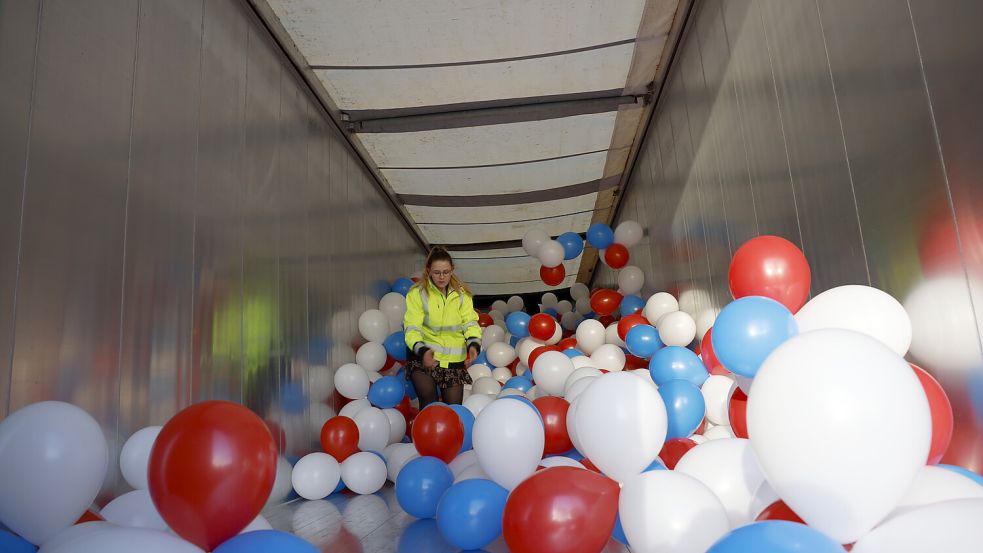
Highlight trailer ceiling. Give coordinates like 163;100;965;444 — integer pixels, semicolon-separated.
254;0;688;296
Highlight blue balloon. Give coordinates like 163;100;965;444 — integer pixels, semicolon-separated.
557;231;585;260
279;380;307;414
543;307;558;317
435;479;509;550
392;277;414;296
612;513;628;545
659;379;706;439
214;530;318;553
368;375;405;408
503;376;533;392
506;311;531;338
644;458;667;471
585;311;597;319
563;348;584;358
712;296;797;377
385;331;408;361
474;351;488;367
0;530;36;553
509;334;521;347
370;279;392;300
560;448;585;461
396;456;455;519
449;404;475;452
649;346;708;386
399;368;418;400
706;521;844;553
626;324;663;358
619;294;645;317
939;464;983;487
398;519;456;553
587;223;615;249
332;478;346;494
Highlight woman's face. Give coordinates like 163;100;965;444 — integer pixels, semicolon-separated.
429;260;453;289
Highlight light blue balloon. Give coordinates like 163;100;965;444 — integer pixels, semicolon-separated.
939;464;983;486
368;375;405;409
706;521;844;553
649;346;708;386
214;530;318;553
392;277;414;296
619;294;645;317
503;376;533;392
396;457;455;519
659;379;706;439
506;311;531;338
612;513;628;545
557;231;585;260
712;296;797;377
435;479;509;550
449;404;475;452
587;223;615;249
626;324;663;358
563;348;584;358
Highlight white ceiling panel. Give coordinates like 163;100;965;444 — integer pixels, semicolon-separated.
267;0;647;66
420;211;594;244
449;247;528;259
359;111;619;168
455;257;580;284
317;44;634;111
471;275;577;296
382;150;608;195
406;193;597;224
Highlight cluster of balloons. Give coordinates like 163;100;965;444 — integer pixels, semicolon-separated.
522;228;581;286
522;220;644;287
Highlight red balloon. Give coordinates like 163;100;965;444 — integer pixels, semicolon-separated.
148;401;276;551
503;467;620;553
540;264;566;286
528;345;560;370
533;397;573;455
529;313;558;342
412;405;464;463
590;289;623;317
558;337;578;351
604;244;630;269
729;388;749;439
320;416;360;462
478;312;494;327
700;328;729;375
729;235;811;312
580;458;602;473
617;313;650;341
911;363;954;464
756;499;805;523
598;315;616;327
76;509;104;524
625;354;649;371
659;437;697;469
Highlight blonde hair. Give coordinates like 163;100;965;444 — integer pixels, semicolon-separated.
412;246;472;296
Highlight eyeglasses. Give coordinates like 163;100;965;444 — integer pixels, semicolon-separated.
430;270;453;277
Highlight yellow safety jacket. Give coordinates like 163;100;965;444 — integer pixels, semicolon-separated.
403;280;482;367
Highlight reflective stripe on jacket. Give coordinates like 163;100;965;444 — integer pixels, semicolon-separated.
403;280;482;367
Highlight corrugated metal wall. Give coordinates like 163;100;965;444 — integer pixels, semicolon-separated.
598;0;983;468
0;0;421;500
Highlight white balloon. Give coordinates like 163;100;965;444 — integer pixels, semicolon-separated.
335;363;370;399
498;388;526;398
358;309;390;343
614;220;644;247
471;377;502;395
570;355;595;370
796;285;911;356
618;266;645;295
366;370;382;384
555;300;573;314
605;322;626;348
119;426;161;491
507;296;525;312
570;283;590;301
449;450;478;478
515;363;529;377
747;329;932;544
704;424;734;441
644;293;679;327
292;452;341;500
486;343;517;367
454;462;490;483
40;522;115;553
746;480;781;521
576;319;606;354
658;311;696;347
309;365;336;401
341;451;387;494
695;308;719;340
240;514;273;534
690;434;708;445
44;526;204;553
463;393;494;417
467;363;493;381
516;338;545;366
566;397;585;454
539;456;586;469
574;297;592;316
532;351;575;396
481;325;506;348
491;366;513;384
356;341;387;372
383;408;406;445
851;498;983;553
522;228;550;257
575;372;667;483
100;490;168;531
565;367;602;392
328;343;356;366
560;311;583;331
545;322;563;346
266;456;294;506
0;401;109;545
619;470;730;553
904;276;983;375
590;343;627;372
564;376;596;402
541;292;559;308
678;289;713;317
891;465;983;516
491;300;508;315
701;375;737;426
674;438;768;527
388;313;404;333
473;397;545;489
353;407;391;453
734;374;753;395
379;291;407;318
385;443;419;482
338;398;370;419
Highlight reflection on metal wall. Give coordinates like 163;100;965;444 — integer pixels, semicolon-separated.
0;0;421;501
599;0;983;470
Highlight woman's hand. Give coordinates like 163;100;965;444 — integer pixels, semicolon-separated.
422;350;436;369
466;345;479;366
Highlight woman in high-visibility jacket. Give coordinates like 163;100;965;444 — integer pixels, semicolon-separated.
403;246;482;407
